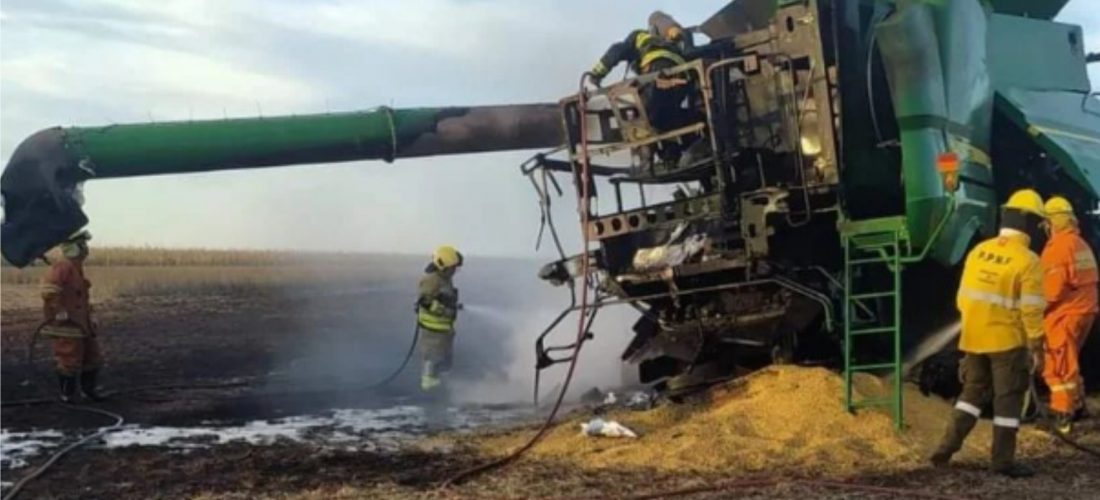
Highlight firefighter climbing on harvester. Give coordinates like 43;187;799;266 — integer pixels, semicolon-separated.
930;189;1048;478
40;230;104;403
587;12;704;170
1039;196;1098;435
416;245;464;391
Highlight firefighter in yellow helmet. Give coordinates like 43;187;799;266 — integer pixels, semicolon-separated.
416;246;464;391
930;189;1047;478
588;13;693;167
1039;196;1097;434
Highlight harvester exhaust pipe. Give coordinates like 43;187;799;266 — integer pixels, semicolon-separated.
1;104;563;266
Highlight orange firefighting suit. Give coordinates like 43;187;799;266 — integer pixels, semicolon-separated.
1040;227;1098;414
41;259;102;375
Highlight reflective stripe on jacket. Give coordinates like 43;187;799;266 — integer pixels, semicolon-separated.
1041;227;1099;319
957;231;1045;353
417;270;458;333
591;30;686;78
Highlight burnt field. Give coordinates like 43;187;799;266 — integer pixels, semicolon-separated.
1;250;1099;499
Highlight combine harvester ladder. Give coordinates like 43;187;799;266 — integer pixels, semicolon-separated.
841;216;908;430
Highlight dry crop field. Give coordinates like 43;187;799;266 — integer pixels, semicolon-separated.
1;247;417;307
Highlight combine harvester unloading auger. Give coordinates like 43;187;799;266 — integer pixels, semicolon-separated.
3;0;1099;429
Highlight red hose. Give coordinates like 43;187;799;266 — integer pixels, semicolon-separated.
440;74;597;489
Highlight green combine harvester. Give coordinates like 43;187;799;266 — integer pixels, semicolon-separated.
3;0;1097;427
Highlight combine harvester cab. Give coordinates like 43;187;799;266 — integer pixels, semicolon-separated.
525;0;1099;426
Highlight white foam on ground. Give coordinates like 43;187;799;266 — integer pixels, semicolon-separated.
1;404;531;470
1;429;65;469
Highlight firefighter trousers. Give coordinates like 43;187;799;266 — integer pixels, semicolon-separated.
1043;313;1095;414
50;335;102;376
419;328;454;389
934;348;1029;470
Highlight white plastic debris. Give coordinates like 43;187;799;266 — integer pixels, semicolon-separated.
580;418;638;438
625;390;655;411
632;233;707;271
602;391;618;406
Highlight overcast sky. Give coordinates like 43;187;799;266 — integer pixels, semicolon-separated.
2;0;1098;258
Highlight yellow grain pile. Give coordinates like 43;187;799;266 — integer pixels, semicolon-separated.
479;366;1054;475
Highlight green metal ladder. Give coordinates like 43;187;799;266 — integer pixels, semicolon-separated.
840;216;908;430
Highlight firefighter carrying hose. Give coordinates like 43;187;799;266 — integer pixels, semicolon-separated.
588;12;701;168
930;189;1048;478
1039;196;1098;435
40;230;104;403
416;245;463;391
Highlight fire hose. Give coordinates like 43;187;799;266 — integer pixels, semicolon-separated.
2;320;424;500
4;321;423;409
439;71;599;489
370;323;421;389
1;404;124;500
1026;377;1100;460
2;323;127;500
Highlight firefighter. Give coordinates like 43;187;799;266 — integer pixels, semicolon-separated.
1039;196;1098;434
930;189;1047;478
40;230;103;403
588;19;693;166
416;245;463;391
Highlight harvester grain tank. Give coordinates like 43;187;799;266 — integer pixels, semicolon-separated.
2;1;1097;420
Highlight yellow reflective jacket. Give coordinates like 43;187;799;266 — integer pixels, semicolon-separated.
956;230;1045;353
417;270;458;333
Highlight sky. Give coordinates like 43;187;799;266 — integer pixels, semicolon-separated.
1;0;1098;258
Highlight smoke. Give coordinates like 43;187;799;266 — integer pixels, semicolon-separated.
262;254;637;409
448;299;638;405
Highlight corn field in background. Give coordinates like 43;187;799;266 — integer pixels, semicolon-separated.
1;247;424;309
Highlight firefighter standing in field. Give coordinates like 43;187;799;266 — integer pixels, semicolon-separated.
1039;196;1098;434
930;189;1048;478
40;230;104;402
416;246;463;391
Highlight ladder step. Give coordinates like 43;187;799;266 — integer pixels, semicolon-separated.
850;235;900;247
850;292;896;300
849;258;893;265
849;326;897;336
851;398;895;409
850;362;898;372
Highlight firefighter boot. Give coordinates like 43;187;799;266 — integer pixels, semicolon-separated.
1053;412;1073;435
421;361;441;391
991;426;1034;478
930;411;977;467
57;374;77;403
80;370;104;402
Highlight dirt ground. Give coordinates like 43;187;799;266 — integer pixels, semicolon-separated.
2;262;1099;499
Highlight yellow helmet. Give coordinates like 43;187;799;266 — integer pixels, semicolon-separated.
1003;189;1046;218
1044;196;1074;216
433;245;463;269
